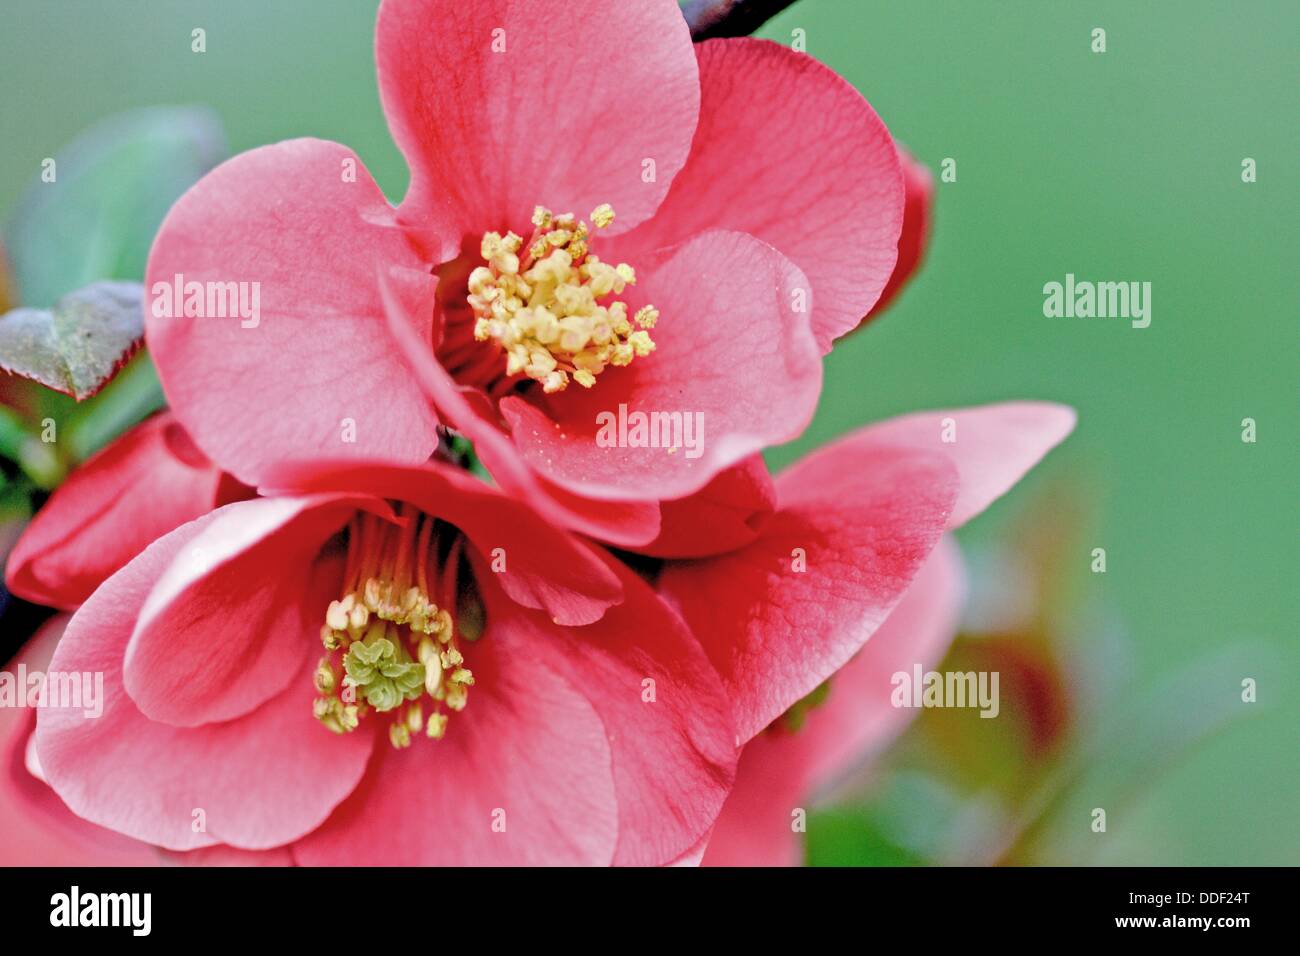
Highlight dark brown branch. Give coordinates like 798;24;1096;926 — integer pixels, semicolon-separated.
682;0;803;41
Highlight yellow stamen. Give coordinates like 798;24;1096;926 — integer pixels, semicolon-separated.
426;713;449;739
313;508;474;747
469;204;658;393
313;658;337;694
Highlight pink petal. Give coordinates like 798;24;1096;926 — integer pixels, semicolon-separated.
843;402;1077;529
474;556;737;866
794;536;966;791
0;618;161;865
638;455;776;559
659;444;958;744
5;412;233;610
612;37;904;352
377;0;700;246
865;146;934;320
501;230;822;500
665;833;711;867
35;517;374;851
292;628;620;866
699;739;807;867
700;538;965;866
260;459;624;626
124;495;377;726
169;845;294;866
145;139;440;487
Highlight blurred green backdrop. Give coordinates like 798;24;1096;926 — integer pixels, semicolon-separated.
1;0;1295;864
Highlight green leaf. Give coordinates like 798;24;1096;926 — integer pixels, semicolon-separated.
0;404;64;489
0;281;144;400
4;106;226;308
62;350;165;461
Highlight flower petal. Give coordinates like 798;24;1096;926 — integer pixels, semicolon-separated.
35;517;374;851
798;536;966;791
699;741;807;867
844;402;1077;529
0;618;160;865
701;537;964;866
169;845;293;866
378;0;700;245
474;555;737;866
292;630;620;866
5;413;234;610
259;459;624;626
124;495;379;726
500;230;822;500
659;444;957;743
865;146;934;320
637;455;776;559
612;37;903;351
666;833;711;867
145;139;440;486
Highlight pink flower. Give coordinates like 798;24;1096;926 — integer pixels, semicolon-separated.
30;457;735;865
144;0;908;548
654;402;1076;862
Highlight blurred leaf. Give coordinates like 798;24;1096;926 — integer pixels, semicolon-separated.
0;281;143;401
0;405;29;463
1001;644;1270;864
64;350;164;460
0;404;63;489
4;107;226;307
806;806;927;867
0;473;34;523
0;242;12;313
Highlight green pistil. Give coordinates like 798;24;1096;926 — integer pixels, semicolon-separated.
343;634;426;713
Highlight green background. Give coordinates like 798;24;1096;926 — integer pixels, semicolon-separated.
1;0;1295;864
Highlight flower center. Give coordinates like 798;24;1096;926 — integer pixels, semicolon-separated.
467;204;658;394
314;506;475;748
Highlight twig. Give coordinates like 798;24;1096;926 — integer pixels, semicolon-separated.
682;0;802;41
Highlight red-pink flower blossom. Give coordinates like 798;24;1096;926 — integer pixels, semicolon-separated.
29;457;735;865
3;0;1072;869
143;0;908;547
